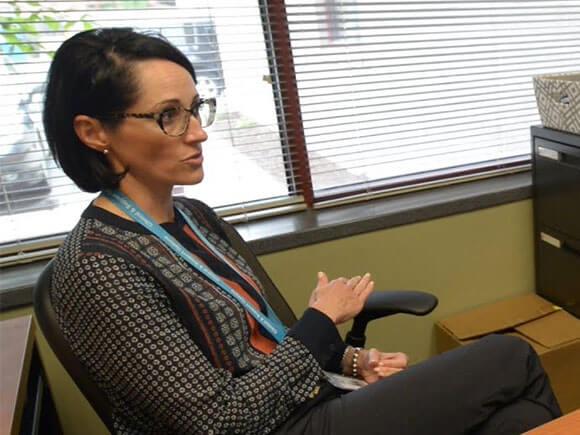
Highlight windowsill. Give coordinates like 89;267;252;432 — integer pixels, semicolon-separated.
0;170;532;312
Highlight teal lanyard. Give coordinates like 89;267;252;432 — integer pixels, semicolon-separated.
102;190;287;343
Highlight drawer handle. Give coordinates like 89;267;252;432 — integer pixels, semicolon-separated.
537;146;560;161
540;232;562;249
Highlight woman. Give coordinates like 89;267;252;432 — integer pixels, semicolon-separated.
44;28;561;434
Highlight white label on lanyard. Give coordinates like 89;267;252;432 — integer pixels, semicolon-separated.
323;371;368;391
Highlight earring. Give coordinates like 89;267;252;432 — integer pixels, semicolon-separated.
103;148;109;155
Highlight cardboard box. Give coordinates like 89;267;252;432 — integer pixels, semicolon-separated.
533;72;580;135
435;294;580;413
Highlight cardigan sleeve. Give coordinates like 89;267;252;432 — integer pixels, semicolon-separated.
52;252;329;434
289;308;347;372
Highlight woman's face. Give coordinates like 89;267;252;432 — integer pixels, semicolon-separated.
105;59;208;191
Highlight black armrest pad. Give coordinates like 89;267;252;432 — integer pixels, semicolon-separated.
357;290;438;323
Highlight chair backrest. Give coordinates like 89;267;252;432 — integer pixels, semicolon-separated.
33;259;115;432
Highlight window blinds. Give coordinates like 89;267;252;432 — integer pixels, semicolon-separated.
285;0;580;199
0;0;300;253
1;0;579;259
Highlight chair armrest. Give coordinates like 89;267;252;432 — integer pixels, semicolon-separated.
345;290;438;347
360;290;438;322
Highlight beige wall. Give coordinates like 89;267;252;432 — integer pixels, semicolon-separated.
1;199;535;434
261;200;535;363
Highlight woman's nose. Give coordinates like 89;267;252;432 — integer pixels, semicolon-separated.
184;116;208;144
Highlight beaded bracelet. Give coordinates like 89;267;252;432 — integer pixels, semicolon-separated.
352;347;362;379
341;346;351;371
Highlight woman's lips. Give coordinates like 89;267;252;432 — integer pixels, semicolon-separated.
182;154;203;165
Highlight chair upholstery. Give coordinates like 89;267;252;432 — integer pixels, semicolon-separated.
34;259;115;432
33;228;438;432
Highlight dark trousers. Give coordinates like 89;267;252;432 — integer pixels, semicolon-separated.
282;335;562;435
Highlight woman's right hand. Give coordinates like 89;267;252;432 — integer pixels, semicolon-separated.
308;271;374;324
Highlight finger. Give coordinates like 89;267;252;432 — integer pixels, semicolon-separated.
375;365;403;374
353;273;371;294
378;356;407;369
396;352;409;368
380;352;409;368
358;279;374;301
367;348;380;367
362;372;380;385
332;277;348;285
317;271;329;287
346;275;361;288
308;291;318;304
374;366;403;378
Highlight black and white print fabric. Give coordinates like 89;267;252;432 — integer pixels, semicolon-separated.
50;198;340;434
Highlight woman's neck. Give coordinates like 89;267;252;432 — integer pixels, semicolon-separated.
94;182;176;224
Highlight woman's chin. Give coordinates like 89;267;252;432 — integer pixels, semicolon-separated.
169;167;204;188
184;170;204;186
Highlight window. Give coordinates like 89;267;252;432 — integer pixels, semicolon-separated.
1;0;579;262
285;0;580;201
0;0;299;255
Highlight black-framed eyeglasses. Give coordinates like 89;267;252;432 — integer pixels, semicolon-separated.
99;97;216;137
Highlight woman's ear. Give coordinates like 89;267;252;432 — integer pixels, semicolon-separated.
73;115;110;153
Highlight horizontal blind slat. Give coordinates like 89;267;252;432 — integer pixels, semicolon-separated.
286;0;577;195
1;1;300;250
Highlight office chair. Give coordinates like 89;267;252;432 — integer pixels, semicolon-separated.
34;219;438;433
34;259;115;431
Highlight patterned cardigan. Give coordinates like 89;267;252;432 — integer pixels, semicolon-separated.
50;197;345;434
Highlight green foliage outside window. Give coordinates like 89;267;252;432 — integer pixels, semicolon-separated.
1;1;91;63
0;0;157;66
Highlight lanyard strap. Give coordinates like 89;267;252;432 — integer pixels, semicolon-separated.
175;206;285;327
102;190;287;343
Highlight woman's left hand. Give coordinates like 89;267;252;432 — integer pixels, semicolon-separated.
358;348;409;384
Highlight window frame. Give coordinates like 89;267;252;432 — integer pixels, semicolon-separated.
1;0;573;265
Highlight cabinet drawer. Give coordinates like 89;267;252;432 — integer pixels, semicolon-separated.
534;138;580;238
536;230;580;318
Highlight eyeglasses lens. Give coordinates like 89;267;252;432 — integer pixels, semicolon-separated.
198;102;211;128
161;100;216;136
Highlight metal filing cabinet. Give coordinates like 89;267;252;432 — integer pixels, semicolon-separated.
532;126;580;318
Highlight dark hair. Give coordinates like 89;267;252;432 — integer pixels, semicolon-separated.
43;28;197;192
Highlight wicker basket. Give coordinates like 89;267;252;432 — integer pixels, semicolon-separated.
533;72;580;135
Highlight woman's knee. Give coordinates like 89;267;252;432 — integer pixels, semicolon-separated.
480;334;534;358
